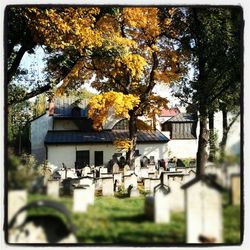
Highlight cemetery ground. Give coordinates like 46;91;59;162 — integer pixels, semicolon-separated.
27;191;241;245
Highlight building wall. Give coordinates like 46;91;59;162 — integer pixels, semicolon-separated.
53;120;78;130
47;142;168;169
31;112;53;164
214;112;240;155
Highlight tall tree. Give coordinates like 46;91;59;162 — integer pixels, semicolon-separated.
23;7;191;166
174;7;242;175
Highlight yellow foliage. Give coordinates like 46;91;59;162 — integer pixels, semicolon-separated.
113;139;132;152
88;91;140;130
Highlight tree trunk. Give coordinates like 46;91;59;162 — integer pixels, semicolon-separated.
196;113;209;177
220;108;228;161
126;110;137;168
208;111;216;161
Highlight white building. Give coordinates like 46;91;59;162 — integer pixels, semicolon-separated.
31;95;169;169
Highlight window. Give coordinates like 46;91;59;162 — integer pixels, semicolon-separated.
95;151;103;166
75;150;89;168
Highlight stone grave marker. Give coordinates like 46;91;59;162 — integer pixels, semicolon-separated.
79;176;94;186
73;186;91;212
154;184;171;223
140;167;149;179
112;163;120;174
144;178;151;192
113;172;122;184
102;177;114;196
100;167;108;177
129;186;140;197
47;179;60;198
149;178;161;194
124;173;138;191
182;176;223;243
231;174;240;205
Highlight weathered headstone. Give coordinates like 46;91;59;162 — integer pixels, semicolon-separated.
47;180;60;198
129;186;140;197
112;163;120;174
79;176;94;186
140;167;149;179
73;186;90;212
102;177;114;196
124;173;138;191
182;176;223;243
154;184;171;223
113;172;122;184
100;167;108;177
149;178;161;194
231;174;240;205
144;178;151;192
8;190;27;226
123;164;131;175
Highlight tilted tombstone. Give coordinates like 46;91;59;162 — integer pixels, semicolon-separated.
154;184;171;223
149;178;161;194
182;176;223;243
47;180;60;198
73;186;91;212
231;174;240;205
112;163;120;174
102;177;114;196
124;173;138;191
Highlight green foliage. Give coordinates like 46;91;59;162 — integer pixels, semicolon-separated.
8;150;39;189
33;94;46;117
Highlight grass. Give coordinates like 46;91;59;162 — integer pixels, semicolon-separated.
27;192;241;245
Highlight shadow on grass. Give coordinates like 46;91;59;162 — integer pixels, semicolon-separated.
112;213;149;223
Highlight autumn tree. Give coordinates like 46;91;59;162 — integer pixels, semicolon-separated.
23;7;190;166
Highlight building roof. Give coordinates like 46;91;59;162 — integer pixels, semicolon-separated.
44;130;169;145
166;113;196;123
160;108;180;117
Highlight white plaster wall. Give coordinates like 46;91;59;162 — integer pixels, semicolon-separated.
214;111;240;155
54;120;78;130
161;133;198;159
47;143;168;169
31;112;53;164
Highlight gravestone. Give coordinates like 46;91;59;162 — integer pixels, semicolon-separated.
129;186;140;197
231;174;240;205
83;166;91;176
134;165;141;178
112;163;120;174
134;156;141;168
47;180;60;198
182;176;223;243
144;178;151;192
102;177;114;196
8;190;27;226
124;173;138;191
73;186;91;212
149;178;161;194
79;176;94;186
168;174;185;212
140;167;149;179
148;164;156;172
113;172;122;184
123;165;131;175
100;167;108;177
154;184;171;223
